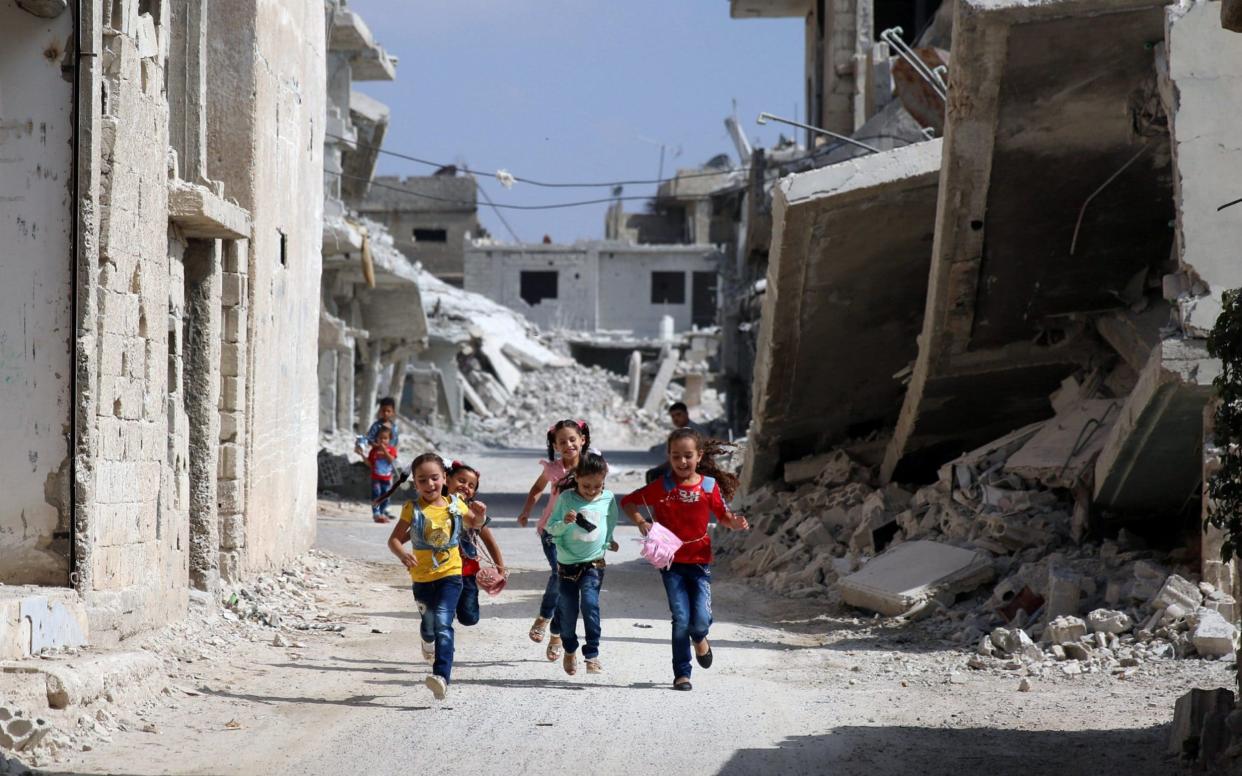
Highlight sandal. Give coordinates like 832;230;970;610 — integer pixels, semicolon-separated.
563;651;577;676
673;677;692;691
585;658;602;674
529;617;549;643
546;635;563;662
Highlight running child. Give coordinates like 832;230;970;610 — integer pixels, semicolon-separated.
516;419;590;661
355;396;400;456
545;451;620;676
367;424;398;523
446;460;506;627
620;429;749;691
386;453;466;700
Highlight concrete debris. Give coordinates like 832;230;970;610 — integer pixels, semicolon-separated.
838;541;994;617
1169;688;1237;769
1046;616;1086;646
1190;608;1238;658
1086;609;1132;635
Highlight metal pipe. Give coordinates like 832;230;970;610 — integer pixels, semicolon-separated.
755;112;881;154
880;27;947;100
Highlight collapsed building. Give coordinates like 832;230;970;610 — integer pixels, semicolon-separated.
0;0;325;655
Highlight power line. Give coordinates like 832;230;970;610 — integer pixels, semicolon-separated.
330;170;684;210
326;133;748;189
474;179;522;242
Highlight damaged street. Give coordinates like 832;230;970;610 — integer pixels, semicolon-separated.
4;0;1242;773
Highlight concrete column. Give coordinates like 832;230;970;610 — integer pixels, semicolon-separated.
388;355;410;404
168;0;207;181
318;348;337;434
425;340;463;429
627;350;642;405
683;373;705;408
183;239;221;592
335;345;354;433
357;340;383;431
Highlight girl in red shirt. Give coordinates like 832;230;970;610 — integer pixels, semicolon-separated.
620;428;749;691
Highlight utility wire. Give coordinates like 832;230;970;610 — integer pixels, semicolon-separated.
326;133;748;188
329;170;688;210
474;178;522;242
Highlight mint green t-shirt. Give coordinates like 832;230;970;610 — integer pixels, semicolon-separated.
545;489;620;564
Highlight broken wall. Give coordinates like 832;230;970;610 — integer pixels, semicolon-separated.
0;4;75;585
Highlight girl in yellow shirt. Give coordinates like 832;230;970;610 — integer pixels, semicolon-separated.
387;453;466;700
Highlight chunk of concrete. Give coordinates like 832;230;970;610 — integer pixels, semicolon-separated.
1151;574;1203;612
1004;399;1119;488
641;349;679;415
838;540;994;617
1046;615;1087;646
1086;608;1133;635
784;452;838;486
1169;687;1236;758
1192;608;1237;658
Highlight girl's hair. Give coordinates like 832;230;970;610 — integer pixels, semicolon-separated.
667;428;739;501
546;419;591;463
558;450;608;495
444;460;480;499
410;452;447;474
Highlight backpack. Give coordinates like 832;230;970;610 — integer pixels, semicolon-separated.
661;473;716;494
409;498;463;570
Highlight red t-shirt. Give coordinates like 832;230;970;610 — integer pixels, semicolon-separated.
368;445;398;481
621;475;728;565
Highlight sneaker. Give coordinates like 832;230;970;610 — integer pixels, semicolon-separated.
585;658;602;674
421;640;435;663
424;674;448;700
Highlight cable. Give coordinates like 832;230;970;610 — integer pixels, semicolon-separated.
329;170;690;210
474;179;522;242
326;133;748;189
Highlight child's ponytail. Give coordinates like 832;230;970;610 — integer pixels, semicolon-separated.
667;428;739;501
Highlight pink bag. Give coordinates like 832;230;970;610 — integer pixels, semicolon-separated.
476;566;507;596
640;522;683;570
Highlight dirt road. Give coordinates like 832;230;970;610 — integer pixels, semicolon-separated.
46;448;1231;776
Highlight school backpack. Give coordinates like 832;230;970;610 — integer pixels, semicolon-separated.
409;498;463;570
661;473;716;494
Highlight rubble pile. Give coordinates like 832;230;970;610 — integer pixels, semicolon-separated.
218;551;355;634
718;437;1240;672
470;362;671;451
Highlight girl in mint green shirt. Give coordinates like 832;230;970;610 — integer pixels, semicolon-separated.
546;451;619;675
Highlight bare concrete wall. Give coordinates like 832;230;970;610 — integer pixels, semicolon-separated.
0;5;75;585
207;0;325;573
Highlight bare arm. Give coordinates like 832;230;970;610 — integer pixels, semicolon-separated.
478;525;505;571
387;520;416;570
516;473;549;528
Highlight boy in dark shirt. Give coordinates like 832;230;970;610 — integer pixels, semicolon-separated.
356;397;399;456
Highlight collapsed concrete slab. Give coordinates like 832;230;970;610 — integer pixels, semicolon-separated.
1094;339;1216;512
742;140;942;491
838;539;994;616
1004;399;1119;489
882;0;1175;483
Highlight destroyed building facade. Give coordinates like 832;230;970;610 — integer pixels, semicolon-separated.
0;0;325;654
464;241;723;338
358;174;481;287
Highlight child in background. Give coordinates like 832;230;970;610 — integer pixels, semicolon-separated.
516;419;590;661
386;453;466;700
446;461;506;627
355;397;400;456
545;451;619;676
621;429;749;692
367;425;398;523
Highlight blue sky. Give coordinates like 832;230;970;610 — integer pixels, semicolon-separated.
346;0;805;242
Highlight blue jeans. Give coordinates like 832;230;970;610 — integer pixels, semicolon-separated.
556;565;604;659
539;531;562;636
371;480;390;516
412;576;463;682
457;575;480;626
660;563;712;680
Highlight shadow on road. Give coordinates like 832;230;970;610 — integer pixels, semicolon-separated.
714;725;1175;776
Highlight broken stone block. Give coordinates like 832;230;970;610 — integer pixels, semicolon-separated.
989;627;1042;660
1130;560;1170;603
1169;688;1236;759
1192;608;1238;658
1044;567;1082;620
1151;573;1201;612
1063;642;1091;661
784;451;852;486
837;540;994;617
1087;608;1133;635
1046;615;1087;646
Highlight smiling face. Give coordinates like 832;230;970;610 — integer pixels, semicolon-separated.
667;436;704;481
413;461;446;503
448;468;479;501
575;472;606;501
554;427;584;466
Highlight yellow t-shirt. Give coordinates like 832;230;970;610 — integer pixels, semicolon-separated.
399;497;464;583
